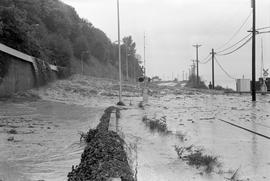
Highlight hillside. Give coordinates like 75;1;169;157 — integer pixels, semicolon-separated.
0;0;143;79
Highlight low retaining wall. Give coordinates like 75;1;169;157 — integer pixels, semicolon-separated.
68;106;134;181
0;43;58;97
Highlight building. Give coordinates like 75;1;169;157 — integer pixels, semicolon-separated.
236;79;251;92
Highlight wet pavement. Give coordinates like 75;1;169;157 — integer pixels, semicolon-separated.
0;76;270;181
118;93;270;181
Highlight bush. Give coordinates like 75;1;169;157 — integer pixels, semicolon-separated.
185;74;207;89
35;58;53;86
0;52;10;79
175;145;220;173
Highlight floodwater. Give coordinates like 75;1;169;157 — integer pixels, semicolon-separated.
0;100;104;181
118;92;270;181
1;76;270;181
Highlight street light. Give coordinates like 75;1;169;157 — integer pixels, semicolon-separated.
116;0;125;106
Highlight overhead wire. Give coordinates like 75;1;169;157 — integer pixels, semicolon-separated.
214;56;236;80
199;56;211;64
216;11;252;51
199;54;211;63
256;26;270;31
216;36;252;56
216;33;252;54
258;30;270;35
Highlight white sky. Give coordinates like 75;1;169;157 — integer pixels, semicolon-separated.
62;0;270;89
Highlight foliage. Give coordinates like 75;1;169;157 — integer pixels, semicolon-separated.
175;145;220;173
112;36;143;79
0;52;10;80
185;74;208;89
35;58;53;86
214;85;234;92
68;106;134;181
0;0;143;78
142;115;169;134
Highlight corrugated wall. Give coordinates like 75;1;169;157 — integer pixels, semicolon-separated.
0;43;58;97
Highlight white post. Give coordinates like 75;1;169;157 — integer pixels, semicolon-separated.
117;0;123;104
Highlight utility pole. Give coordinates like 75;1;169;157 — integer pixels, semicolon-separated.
182;71;185;81
210;49;215;89
251;0;256;101
261;38;263;78
81;51;88;75
117;0;123;105
133;59;135;82
144;33;146;87
126;46;129;81
193;44;202;86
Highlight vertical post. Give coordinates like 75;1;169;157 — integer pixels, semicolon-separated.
117;0;123;104
196;46;199;85
193;44;202;87
81;53;83;75
182;71;185;81
133;59;136;82
211;49;215;89
144;33;146;87
260;38;263;78
252;0;256;101
125;45;129;81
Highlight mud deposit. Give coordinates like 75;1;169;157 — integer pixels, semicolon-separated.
68;107;134;181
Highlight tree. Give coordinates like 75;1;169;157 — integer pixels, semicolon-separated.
0;0;143;79
73;35;89;59
45;34;73;67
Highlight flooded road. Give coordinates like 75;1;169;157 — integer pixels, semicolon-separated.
118;93;270;181
0;100;104;181
1;76;270;181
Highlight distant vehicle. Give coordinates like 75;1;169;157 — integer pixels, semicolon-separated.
151;76;161;82
138;76;151;83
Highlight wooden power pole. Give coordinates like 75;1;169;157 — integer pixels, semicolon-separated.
211;49;215;89
193;44;202;86
251;0;256;101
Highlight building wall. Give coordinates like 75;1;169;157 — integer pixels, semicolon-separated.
236;79;251;92
0;54;36;96
0;43;58;97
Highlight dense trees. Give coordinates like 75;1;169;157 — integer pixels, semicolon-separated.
0;0;143;78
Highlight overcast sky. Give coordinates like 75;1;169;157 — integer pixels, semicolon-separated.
62;0;270;89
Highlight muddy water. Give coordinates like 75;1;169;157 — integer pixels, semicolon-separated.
118;93;270;181
0;100;104;181
1;78;270;181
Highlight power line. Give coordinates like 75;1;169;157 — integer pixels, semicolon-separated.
217;36;252;56
215;56;236;80
258;30;270;35
201;54;211;62
199;56;211;64
256;26;270;31
216;11;252;51
217;33;252;54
